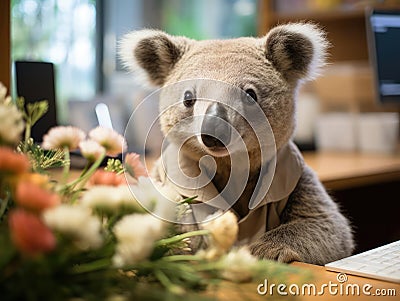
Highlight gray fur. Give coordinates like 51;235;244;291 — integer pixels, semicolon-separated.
135;33;188;85
120;23;354;265
250;166;354;264
266;28;314;83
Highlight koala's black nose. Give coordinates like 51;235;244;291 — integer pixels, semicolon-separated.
201;103;231;148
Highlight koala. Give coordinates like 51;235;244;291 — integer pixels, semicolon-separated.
120;23;354;265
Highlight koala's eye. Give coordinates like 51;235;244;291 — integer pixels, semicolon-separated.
183;90;196;107
245;89;257;104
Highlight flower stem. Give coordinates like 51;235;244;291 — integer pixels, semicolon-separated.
155;229;210;247
194;261;225;271
178;195;198;204
154;269;184;295
23;120;31;152
66;153;105;189
25;122;31;142
0;194;9;221
79;162;90;177
76;154;105;190
162;254;203;262
62;146;70;184
72;258;112;274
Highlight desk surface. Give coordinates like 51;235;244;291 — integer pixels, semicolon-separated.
212;262;400;300
65;153;400;300
145;151;400;190
303;151;400;190
73;150;400;191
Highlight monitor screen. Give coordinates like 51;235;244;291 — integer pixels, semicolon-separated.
367;9;400;104
15;61;58;142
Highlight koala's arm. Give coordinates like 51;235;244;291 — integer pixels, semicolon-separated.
250;166;354;265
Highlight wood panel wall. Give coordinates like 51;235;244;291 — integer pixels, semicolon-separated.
0;0;11;90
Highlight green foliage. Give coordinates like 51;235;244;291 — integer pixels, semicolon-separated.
17;138;65;173
0;71;309;300
161;0;257;39
0;190;11;223
105;158;125;174
16;97;48;126
15;98;65;173
16;97;49;148
11;0;97;122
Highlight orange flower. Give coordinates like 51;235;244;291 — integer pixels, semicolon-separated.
124;153;148;179
9;209;56;256
19;173;50;187
0;147;30;174
90;170;126;186
15;180;60;212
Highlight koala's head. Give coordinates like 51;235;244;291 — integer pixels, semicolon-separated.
120;23;327;160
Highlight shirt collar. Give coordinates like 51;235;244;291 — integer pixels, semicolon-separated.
158;140;304;216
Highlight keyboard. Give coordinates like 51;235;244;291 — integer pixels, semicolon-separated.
325;240;400;283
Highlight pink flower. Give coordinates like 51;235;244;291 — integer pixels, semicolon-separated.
88;127;127;156
79;140;105;161
15;180;60;212
0;147;30;174
42;126;85;150
124;153;148;179
9;209;56;256
90;170;126;186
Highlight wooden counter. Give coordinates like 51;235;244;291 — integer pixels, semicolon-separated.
303;151;400;190
210;262;400;301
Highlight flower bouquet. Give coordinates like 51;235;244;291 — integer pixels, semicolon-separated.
0;83;308;300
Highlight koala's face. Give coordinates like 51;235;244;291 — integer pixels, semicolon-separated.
120;24;327;158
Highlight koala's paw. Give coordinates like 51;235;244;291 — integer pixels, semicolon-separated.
249;242;302;263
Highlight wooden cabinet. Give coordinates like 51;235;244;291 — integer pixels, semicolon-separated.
258;0;399;63
0;0;10;90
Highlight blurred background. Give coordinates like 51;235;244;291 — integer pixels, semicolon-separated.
1;0;400;254
9;0;258;147
6;0;400;154
2;0;399;150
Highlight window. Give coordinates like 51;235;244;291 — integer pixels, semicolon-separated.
11;0;97;121
161;0;257;39
11;0;258;126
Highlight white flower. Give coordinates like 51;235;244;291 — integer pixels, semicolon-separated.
220;247;258;282
89;127;127;156
42;205;103;250
80;185;145;213
118;184;147;210
129;177;181;221
112;213;167;267
0;82;12;105
159;184;182;203
79;139;105;161
201;211;238;253
0;84;24;145
80;185;119;209
0;103;24;145
42;126;85;150
106;295;127;301
196;247;224;260
129;177;159;208
156;183;183;220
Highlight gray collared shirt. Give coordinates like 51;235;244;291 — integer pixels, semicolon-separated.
153;140;304;245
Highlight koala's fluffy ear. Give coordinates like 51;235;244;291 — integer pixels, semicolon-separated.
264;23;328;82
119;30;191;87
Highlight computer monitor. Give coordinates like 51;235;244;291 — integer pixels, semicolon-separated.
366;9;400;104
15;61;58;142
